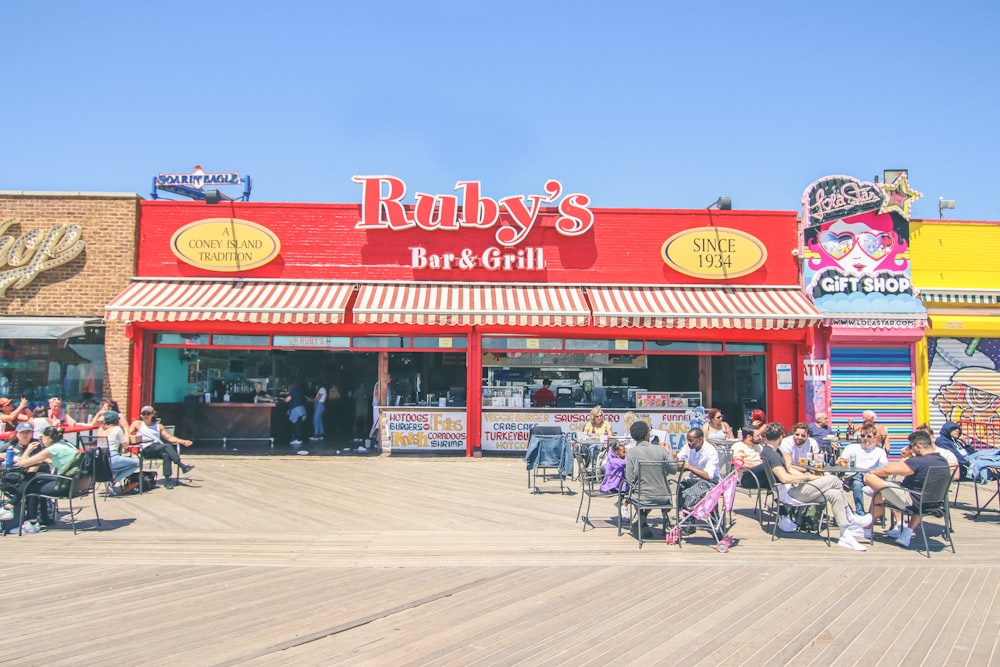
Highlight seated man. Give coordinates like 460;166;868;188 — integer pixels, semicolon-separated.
865;430;951;548
779;422;820;472
837;423;888;514
678;427;720;484
761;422;871;551
624;420;678;539
0;397;31;433
127;405;195;489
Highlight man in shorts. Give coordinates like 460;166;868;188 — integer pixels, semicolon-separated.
864;430;950;548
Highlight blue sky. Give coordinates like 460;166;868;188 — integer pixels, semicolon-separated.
2;1;998;220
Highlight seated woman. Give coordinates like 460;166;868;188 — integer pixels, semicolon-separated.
98;410;140;494
582;406;614;439
837;424;888;515
732;427;763;469
704;408;734;445
47;397;77;426
7;425;78;535
600;441;628;494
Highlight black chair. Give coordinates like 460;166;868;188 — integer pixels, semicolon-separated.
761;462;830;546
525;426;571;493
619;460;681;549
739;463;772;526
875;465;955;558
16;450;102;535
574;445;620;531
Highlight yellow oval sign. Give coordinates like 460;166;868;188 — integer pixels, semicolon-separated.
661;227;767;279
170;218;281;272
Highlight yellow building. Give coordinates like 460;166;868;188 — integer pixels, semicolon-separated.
911;220;1000;448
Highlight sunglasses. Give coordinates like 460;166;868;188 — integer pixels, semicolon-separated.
141;411;154;416
859;434;875;439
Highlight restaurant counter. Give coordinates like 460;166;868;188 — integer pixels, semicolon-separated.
153;401;277;445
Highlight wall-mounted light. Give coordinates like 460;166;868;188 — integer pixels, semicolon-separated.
938;197;956;219
707;196;732;210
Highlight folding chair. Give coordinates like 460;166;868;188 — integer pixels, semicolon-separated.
619;460;681;549
525;426;571;493
761;462;831;546
874;465;955;558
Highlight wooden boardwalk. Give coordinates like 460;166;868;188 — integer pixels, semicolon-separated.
2;455;999;666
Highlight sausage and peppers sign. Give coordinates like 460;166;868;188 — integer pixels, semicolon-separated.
0;218;86;297
170;218;281;272
352;176;594;272
661;227;768;279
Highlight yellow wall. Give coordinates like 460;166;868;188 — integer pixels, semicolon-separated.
910;220;1000;287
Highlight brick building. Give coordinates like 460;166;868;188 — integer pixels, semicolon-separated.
0;191;139;422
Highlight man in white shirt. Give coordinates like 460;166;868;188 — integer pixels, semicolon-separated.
678;427;720;483
837;423;889;515
779;423;820;472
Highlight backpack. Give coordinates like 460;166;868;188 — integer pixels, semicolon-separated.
89;446;114;483
54;449;94;495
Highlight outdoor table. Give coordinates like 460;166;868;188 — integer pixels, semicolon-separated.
805;464;868;476
0;423;97;441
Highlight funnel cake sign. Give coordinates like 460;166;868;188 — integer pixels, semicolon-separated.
353;176;593;272
800;174;925;324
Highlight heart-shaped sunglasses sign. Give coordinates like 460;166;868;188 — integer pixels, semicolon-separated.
820;231;893;260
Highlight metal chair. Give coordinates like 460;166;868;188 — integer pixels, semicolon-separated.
574;445;620;531
525;426;571;493
16;449;102;535
739;463;772;526
875;465;955;558
761;462;831;546
619;460;681;549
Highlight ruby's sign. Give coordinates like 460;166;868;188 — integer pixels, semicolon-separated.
0;218;85;297
353;176;593;272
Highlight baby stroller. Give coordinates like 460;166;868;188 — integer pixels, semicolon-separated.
665;463;742;552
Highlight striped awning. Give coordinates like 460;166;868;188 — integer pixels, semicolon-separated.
587;285;822;329
105;280;354;324
353;284;590;326
920;288;1000;305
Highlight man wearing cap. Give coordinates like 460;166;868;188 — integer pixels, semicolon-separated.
0;397;31;431
98;410;140;493
624;420;679;539
128;405;195;488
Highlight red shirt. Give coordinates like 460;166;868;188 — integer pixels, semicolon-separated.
533;387;555;407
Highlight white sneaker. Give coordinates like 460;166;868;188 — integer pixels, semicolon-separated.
886;525;903;539
895;526;914;548
849;512;873;529
290;439;302;446
777;515;798;532
847;525;873;540
838;532;867;551
356;446;368;454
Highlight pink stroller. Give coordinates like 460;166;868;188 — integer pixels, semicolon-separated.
665;463;742;552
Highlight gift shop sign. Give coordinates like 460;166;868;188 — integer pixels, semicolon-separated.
661;227;767;279
170;218;281;272
0;218;85;297
353;176;593;272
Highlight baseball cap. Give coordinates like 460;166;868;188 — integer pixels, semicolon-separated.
140;406;155;415
104;410;120;425
15;422;33;433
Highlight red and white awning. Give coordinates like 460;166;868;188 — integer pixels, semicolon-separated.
587;285;822;329
353;284;590;326
106;280;354;324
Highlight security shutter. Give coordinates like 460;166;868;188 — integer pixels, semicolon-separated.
830;346;915;456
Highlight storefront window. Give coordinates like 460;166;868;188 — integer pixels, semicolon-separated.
0;331;105;422
213;335;270;347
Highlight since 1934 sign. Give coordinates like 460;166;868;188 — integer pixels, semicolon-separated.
661;226;768;279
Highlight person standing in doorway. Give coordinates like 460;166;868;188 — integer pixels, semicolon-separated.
309;382;327;441
284;382;308;447
363;373;392;454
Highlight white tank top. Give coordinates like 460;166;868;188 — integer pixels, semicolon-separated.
137;421;162;447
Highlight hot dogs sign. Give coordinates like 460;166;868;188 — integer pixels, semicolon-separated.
800;174;926;326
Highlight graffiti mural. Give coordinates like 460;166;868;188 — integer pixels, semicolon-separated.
928;337;1000;448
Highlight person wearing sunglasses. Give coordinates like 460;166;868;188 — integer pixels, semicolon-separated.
128;406;195;488
704;408;733;445
837;424;888;515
